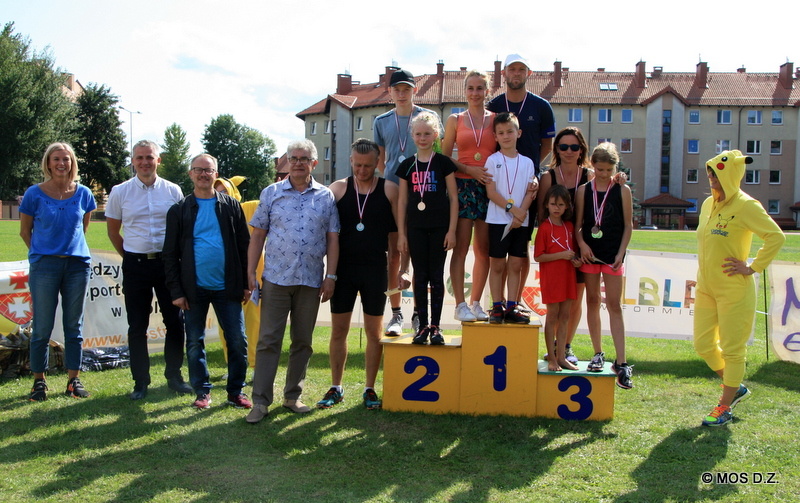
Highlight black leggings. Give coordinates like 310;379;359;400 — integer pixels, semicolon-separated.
408;225;448;327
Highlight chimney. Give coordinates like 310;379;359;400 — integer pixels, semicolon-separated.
652;66;663;77
553;61;563;88
694;62;708;89
597;68;605;72
737;66;746;73
493;60;502;88
779;62;794;90
635;61;647;88
460;66;467;71
336;74;352;95
383;66;399;88
437;60;444;75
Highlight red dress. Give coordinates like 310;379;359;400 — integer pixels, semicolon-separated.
534;219;577;304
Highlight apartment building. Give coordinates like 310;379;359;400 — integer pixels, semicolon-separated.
297;60;800;229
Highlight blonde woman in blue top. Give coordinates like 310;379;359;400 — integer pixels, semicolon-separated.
20;143;96;401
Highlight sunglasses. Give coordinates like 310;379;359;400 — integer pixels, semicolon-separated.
558;143;581;152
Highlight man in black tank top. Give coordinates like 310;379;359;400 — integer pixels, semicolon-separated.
317;139;401;411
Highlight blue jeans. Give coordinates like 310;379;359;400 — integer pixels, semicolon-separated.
29;256;90;372
183;287;247;395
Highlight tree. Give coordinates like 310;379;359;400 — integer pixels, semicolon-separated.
71;83;129;198
202;114;276;201
159;123;192;195
0;22;77;200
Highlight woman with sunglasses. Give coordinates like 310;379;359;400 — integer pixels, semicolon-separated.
537;127;592;364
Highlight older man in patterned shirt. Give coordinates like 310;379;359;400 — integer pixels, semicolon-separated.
246;139;340;423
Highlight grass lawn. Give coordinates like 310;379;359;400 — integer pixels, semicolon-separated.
1;220;799;502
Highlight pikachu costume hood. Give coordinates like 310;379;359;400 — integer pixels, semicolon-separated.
213;176;246;202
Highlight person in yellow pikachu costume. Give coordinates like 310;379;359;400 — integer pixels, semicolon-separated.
694;150;784;427
214;176;263;369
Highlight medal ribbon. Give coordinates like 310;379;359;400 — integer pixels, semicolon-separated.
591;179;615;229
414;153;434;204
354;177;375;224
502;154;520;202
394;109;413;156
504;92;528;116
465;110;486;152
549;218;571;251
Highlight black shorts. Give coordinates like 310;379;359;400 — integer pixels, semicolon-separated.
330;263;388;316
488;223;529;259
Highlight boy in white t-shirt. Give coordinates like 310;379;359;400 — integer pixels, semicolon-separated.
484;112;538;324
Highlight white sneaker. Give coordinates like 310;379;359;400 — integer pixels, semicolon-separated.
471;301;489;321
411;312;420;333
385;312;404;336
454;302;477;322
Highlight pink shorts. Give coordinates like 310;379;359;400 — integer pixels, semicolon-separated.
579;263;625;276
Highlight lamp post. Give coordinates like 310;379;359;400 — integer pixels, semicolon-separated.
118;105;142;164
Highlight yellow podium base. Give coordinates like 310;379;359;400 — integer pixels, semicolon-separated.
381;320;616;420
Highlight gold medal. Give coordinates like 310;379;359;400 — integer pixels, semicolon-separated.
417;201;426;211
473;152;482;161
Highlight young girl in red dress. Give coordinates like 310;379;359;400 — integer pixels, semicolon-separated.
534;184;581;371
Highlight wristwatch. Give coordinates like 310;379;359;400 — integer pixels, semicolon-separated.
505;202;513;212
326;274;338;281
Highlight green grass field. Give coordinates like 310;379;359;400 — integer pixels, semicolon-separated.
1;220;799;502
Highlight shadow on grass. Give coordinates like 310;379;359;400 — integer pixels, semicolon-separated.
614;426;735;502
747;360;800;393
9;388;618;503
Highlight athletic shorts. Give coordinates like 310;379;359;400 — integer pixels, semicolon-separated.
456;178;488;220
579;263;625;276
330;263;388;316
488;223;529;259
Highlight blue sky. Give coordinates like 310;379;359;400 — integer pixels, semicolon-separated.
2;0;793;156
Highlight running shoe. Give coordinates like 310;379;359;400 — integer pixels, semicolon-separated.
316;387;344;409
226;393;253;409
385;312;403;336
587;352;605;372
429;326;445;345
29;378;48;402
454;302;477;322
471;301;489;322
702;404;733;427
363;389;382;410
192;393;211;409
565;344;578;364
730;384;751;409
612;362;634;389
411;311;420;333
412;326;430;345
504;305;530;324
489;304;505;324
65;377;89;398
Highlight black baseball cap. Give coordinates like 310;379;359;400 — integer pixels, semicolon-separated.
390;69;416;88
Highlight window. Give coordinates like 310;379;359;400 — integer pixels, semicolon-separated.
621;109;633;123
323;147;330;160
310;122;317;135
745;170;760;184
768;200;780;214
686;198;698;213
356;117;363;131
568;108;583;123
451;107;465;114
745;140;761;155
686;169;698;183
717;110;731;124
769;170;781;184
597;138;611;144
747;110;762;125
620;138;632;153
599;82;618;91
324;120;331;134
687;140;699;154
688;110;700;124
770;140;782;155
598;109;612;123
715;140;730;153
772;110;783;125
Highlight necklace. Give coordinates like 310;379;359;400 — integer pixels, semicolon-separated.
465;110;487;161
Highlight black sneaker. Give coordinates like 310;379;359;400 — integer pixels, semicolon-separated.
65;377;89;398
504;305;530;324
29;378;48;402
489;304;505;324
412;326;430;345
613;361;634;389
429;326;445;345
587;352;605;372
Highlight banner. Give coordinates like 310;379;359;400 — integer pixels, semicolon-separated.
768;261;800;364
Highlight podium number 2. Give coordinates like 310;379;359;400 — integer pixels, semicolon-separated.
402;356;440;402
